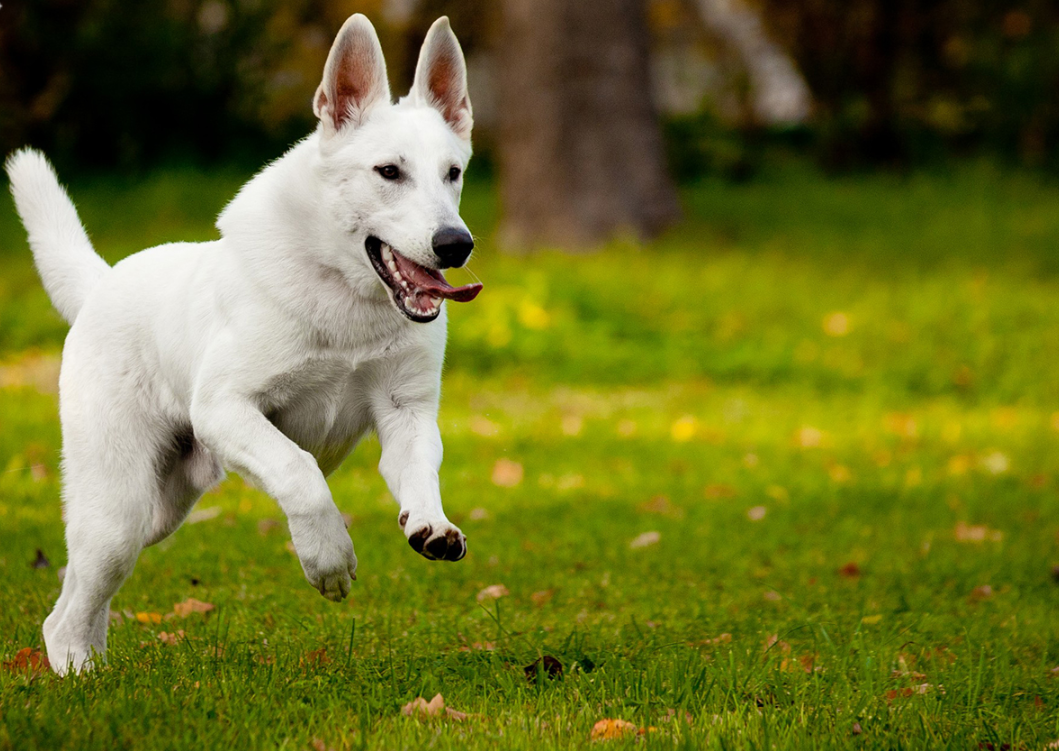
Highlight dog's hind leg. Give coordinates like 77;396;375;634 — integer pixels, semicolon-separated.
43;450;155;675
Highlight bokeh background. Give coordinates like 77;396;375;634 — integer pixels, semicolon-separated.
2;2;1059;747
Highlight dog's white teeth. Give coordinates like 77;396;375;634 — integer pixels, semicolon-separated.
400;281;409;289
382;245;393;263
392;269;402;281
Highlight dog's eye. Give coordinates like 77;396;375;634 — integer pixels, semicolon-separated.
375;165;401;181
448;166;462;182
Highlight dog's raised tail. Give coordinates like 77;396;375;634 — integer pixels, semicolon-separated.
5;148;109;324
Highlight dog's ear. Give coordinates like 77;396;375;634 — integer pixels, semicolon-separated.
410;17;473;140
313;14;390;135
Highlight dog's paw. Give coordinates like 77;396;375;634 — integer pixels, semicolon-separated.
288;511;358;601
398;511;466;561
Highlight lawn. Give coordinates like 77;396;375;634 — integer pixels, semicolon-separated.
1;162;1058;749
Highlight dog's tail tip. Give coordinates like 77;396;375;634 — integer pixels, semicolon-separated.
6;147;109;324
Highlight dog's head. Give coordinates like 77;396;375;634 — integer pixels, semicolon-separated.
312;14;480;323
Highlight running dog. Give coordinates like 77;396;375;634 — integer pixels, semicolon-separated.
6;14;479;674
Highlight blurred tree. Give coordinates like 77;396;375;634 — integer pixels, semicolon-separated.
495;0;680;249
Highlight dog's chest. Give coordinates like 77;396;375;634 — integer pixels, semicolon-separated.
260;358;372;473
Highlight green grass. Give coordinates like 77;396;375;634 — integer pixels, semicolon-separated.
1;163;1059;749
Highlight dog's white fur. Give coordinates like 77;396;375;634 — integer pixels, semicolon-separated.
5;15;476;675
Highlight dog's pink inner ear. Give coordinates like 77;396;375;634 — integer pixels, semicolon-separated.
427;51;471;135
316;17;390;132
415;22;472;139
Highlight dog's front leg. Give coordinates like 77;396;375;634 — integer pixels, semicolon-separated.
373;395;466;562
190;391;357;601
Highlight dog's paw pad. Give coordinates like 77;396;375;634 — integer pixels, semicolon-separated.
408;525;432;555
423;527;466;562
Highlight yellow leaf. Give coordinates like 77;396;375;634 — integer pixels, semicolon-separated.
136;612;163;624
861;614;883;625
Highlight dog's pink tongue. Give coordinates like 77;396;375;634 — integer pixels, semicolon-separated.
395;253;482;302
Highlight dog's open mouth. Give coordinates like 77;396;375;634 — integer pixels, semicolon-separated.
365;236;482;323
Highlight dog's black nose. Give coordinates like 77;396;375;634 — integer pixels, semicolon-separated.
432;227;474;268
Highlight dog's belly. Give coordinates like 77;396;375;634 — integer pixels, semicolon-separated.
263;366;372;477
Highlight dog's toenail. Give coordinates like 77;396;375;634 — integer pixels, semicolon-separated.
398;511;409;528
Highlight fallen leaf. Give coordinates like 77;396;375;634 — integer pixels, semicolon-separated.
310;739;335;751
971;584;994;600
470;415;500;437
157;630;185;645
468;507;489;520
402;693;467;722
31;549;50;569
823;311;850;336
629;531;660;549
838;561;861;578
524;655;563;681
257;518;280;536
955;521;1003;543
491;459;523;488
590;719;638;741
2;647;50;676
530;589;554;607
302;648;331;667
861;614;883;625
476;584;509;602
795;426;824;448
136;612;163;624
852;722;863;735
173;598;215;618
980;451;1010;475
457;641;495;652
747;506;767;521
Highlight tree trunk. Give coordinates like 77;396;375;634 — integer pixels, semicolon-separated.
496;0;680;250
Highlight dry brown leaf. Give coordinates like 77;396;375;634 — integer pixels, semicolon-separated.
173;598;215;618
158;630;185;645
530;589;554;607
401;693;467;722
2;647;50;676
970;584;994;600
302;648;331;667
476;584;509;602
838;561;861;578
491;459;523;487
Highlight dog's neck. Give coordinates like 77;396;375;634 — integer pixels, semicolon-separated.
216;134;410;352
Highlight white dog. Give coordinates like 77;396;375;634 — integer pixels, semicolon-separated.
6;15;480;675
